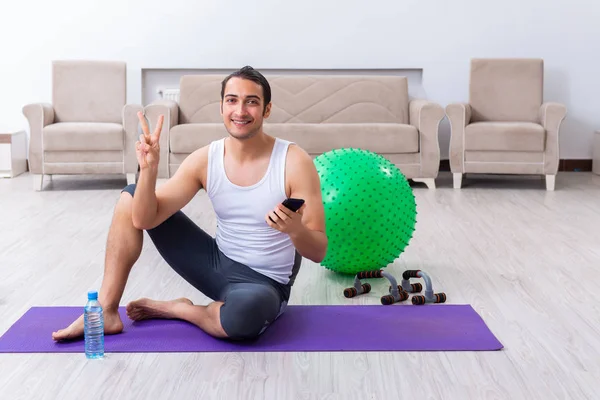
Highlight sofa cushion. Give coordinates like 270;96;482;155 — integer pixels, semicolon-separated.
43;122;124;151
170;124;229;153
177;75;410;125
269;123;418;154
169;123;418;155
267;76;409;124
465;122;545;152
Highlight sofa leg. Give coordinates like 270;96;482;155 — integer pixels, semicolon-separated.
453;173;462;189
32;174;44;191
545;175;556;191
126;173;136;185
412;178;436;189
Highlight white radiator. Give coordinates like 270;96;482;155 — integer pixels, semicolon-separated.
157;88;180;102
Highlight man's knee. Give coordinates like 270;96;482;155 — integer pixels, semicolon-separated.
122;183;136;198
220;284;282;340
114;184;136;219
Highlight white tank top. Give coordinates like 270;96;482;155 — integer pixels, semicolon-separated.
206;137;297;284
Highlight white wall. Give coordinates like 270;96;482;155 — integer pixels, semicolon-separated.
1;0;598;159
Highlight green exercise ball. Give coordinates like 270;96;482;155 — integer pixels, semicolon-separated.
314;148;417;275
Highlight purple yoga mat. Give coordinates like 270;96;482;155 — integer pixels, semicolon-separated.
0;305;502;353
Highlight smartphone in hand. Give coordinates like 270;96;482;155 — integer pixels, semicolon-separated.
269;198;305;223
282;197;305;212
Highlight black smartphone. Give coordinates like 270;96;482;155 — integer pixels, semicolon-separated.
282;198;305;212
269;198;305;223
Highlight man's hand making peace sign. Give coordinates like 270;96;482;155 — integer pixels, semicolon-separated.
136;112;164;171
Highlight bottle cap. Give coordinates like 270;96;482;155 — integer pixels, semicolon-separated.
88;291;98;300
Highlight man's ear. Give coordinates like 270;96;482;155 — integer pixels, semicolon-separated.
263;102;272;118
220;101;223;115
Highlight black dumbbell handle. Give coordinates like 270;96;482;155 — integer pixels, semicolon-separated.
402;270;421;280
357;270;383;279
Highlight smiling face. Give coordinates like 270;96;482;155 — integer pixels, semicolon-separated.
220;77;271;140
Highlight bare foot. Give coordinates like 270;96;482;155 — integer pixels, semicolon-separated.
52;310;123;341
126;298;193;321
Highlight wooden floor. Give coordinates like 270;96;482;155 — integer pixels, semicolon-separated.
1;171;599;399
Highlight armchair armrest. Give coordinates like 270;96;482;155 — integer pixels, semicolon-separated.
539;102;567;174
445;103;472;173
143;100;180;178
409;100;444;178
22;103;55;174
122;104;144;174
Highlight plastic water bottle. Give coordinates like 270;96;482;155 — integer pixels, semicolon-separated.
84;290;104;359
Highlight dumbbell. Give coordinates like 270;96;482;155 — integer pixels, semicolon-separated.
343;270;378;299
401;270;446;305
343;270;409;305
377;270;409;305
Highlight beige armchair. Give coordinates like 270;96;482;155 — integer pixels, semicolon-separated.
144;74;444;188
446;58;567;191
23;60;142;190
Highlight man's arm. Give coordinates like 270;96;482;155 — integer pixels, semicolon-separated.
132;147;207;230
280;145;328;263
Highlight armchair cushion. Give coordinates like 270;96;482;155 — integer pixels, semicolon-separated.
52;60;126;123
43;122;124;151
465;122;545;152
469;58;543;123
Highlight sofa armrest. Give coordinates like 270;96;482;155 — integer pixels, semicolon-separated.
22;103;55;174
409;100;444;178
539;102;567;175
144;100;180;178
122;104;144;174
445;103;472;173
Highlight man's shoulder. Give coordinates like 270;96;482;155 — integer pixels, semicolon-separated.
174;144;212;188
191;144;211;160
180;144;211;172
284;142;315;175
285;142;311;163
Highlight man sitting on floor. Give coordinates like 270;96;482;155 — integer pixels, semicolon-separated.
52;66;328;341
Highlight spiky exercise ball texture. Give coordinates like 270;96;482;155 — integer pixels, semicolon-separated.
314;148;417;275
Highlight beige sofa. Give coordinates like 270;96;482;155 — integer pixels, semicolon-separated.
446;58;567;191
144;74;444;188
22;60;142;190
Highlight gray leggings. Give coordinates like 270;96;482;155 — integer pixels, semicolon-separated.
122;184;300;340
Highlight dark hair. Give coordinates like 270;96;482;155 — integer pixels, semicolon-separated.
221;66;271;112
